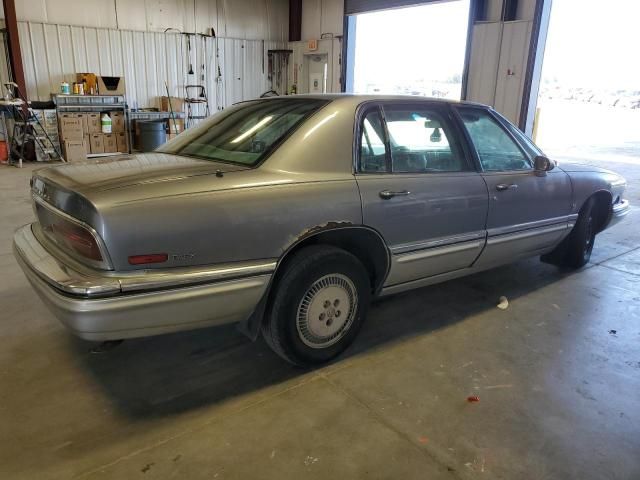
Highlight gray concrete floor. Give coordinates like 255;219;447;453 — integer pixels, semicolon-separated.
1;159;639;479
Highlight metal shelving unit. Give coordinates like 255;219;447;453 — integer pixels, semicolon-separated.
52;94;132;156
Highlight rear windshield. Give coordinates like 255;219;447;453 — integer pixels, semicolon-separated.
157;99;328;166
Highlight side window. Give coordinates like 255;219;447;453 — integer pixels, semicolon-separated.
383;106;468;173
458;107;532;171
499;115;544;159
359;109;389;173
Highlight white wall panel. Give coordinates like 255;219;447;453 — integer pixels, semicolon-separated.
321;0;344;36
493;20;532;124
16;0;48;24
223;38;244;105
57;26;75;81
69;26;87;72
46;0;118;29
43;24;64;90
114;0;148;32
18;22;38;100
301;0;322;41
17;21;285;111
5;0;288;41
84;28;101;74
466;22;502;107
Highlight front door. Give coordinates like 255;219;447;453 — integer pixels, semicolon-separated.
356;102;489;288
455;106;572;267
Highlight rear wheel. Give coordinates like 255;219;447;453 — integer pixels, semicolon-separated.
262;245;371;366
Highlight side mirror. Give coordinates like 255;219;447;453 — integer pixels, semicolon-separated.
534;155;554;176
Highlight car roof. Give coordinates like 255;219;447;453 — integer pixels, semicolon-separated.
253;93;489;109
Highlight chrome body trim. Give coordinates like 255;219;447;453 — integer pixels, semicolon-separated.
14;224;273;341
390;230;486;255
486;223;569;245
32;194;114;271
486;215;569;238
395;239;484;263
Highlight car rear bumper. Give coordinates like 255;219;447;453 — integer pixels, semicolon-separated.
13;224;274;341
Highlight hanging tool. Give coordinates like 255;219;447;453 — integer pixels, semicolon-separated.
187;34;194;75
200;34;206;96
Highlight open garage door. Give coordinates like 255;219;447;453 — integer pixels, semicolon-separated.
533;0;640;165
344;0;471;100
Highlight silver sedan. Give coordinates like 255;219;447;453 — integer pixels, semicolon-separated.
14;95;630;365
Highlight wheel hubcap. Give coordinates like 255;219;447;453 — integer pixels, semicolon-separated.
296;274;358;349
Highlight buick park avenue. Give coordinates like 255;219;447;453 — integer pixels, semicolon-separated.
14;95;629;365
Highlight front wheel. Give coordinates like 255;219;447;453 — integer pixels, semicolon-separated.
262;245;371;366
543;198;597;268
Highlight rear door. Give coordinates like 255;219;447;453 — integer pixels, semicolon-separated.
454;106;572;267
355;101;489;288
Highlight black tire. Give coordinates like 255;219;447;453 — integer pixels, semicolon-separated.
262;245;371;366
544;198;597;268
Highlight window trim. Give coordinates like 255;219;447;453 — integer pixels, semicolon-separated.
354;100;475;175
355;103;391;174
453;105;534;173
492;109;545;159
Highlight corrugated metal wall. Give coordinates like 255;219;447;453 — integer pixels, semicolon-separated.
2;0;289;41
16;22;285;113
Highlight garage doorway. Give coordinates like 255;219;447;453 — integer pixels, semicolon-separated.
533;0;640;164
344;0;471;99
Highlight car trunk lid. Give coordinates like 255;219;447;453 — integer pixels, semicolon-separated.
36;153;250;195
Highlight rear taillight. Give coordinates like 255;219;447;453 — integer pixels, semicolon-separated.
49;218;103;261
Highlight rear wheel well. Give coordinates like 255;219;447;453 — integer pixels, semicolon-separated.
275;227;390;295
587;191;612;233
242;227;389;341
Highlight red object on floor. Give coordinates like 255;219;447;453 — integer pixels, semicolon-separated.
467;395;480;402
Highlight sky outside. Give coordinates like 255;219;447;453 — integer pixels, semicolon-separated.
541;0;640;90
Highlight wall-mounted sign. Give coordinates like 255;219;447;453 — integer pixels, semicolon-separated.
308;39;318;51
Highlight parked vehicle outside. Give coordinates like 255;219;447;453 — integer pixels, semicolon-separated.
14;95;630;365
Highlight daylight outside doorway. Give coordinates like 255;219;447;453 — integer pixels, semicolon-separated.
534;0;640;165
347;0;471;100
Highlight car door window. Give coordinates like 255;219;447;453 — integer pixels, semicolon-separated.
383;106;468;173
359;109;389;173
458;107;531;171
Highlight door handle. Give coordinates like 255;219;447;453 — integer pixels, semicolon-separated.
379;190;411;200
495;183;518;191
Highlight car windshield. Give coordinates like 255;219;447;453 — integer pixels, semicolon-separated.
157;98;329;166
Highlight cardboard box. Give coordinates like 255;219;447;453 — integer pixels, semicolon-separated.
63;140;87;162
160;96;185;113
97;75;126;95
103;133;117;153
76;113;89;133
90;133;104;154
110;112;125;133
58;114;84;141
87;113;101;133
77;73;98;94
167;118;184;134
116;132;128;153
